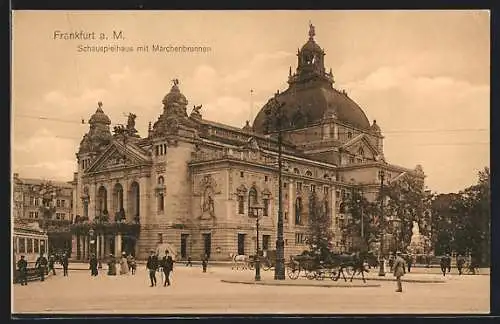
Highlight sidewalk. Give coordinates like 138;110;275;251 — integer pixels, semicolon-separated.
221;279;381;288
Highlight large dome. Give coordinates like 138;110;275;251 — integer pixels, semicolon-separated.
253;85;371;133
252;24;371;134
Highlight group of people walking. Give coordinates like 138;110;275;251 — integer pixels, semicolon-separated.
16;252;70;285
146;250;174;287
102;252;137;276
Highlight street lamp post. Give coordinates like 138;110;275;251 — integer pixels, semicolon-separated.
265;93;286;280
378;169;386;277
250;204;264;281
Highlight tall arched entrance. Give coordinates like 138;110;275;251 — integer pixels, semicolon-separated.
97;186;108;220
122;181;140;256
113;183;124;221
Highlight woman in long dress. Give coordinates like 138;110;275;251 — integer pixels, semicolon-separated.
120;252;129;275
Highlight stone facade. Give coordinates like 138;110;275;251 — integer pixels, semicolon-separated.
12;173;73;253
71;25;426;261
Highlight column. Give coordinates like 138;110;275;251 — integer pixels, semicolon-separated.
71;235;77;259
331;186;338;246
115;234;122;256
102;235;106;257
89;184;97;222
139;176;148;225
76;234;81;260
122;181;129;221
81;235;86;260
107;182;113;220
288;182;294;227
96;235;100;258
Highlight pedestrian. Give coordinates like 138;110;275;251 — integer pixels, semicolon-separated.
446;253;452;273
17;255;28;286
202;254;208;273
127;253;133;272
62;252;69;276
162;250;174;287
89;253;98;276
456;254;465;275
130;255;137;275
48;254;56;275
186;256;192;267
393;251;406;292
406;254;413;273
34;253;48;281
107;254;117;276
146;250;158;287
440;255;448;277
388;253;394;272
119;252;129;275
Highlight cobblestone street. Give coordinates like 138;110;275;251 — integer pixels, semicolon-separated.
12;265;489;314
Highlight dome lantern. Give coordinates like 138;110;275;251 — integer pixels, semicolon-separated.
88;101;111;125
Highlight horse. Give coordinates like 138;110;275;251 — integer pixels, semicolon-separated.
327;251;379;283
229;253;250;270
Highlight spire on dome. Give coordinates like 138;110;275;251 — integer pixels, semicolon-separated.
309;21;316;39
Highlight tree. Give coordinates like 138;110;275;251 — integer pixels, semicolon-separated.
429;167;490;265
343;189;380;251
383;175;426;252
306;191;333;260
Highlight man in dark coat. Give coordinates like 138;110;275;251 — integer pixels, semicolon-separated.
61;252;69;276
456;254;465;275
406;254;413;273
393;251;406;292
146;250;158;287
202;254;208;273
446;253;452;273
34;254;48;281
440;255;448;276
89;254;98;276
17;255;28;285
162;250;174;286
48;255;56;275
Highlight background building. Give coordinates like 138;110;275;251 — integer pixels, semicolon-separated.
13;173;73;255
71;25;426;261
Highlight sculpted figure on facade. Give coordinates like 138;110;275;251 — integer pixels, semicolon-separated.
190;104;203;119
126;113;139;136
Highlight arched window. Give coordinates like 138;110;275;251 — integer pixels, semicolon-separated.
358;147;364;156
293;168;300;174
347;131;353;139
238;196;245;214
158;176;164;185
97;186;107;216
158;192;164;212
248;187;258;215
295;197;302;225
305;170;313;177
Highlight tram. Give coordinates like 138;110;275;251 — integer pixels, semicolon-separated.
12;222;49;283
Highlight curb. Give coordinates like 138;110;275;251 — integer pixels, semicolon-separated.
220;279;381;288
350;277;446;284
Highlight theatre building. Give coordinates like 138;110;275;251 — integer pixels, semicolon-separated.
70;24;425;261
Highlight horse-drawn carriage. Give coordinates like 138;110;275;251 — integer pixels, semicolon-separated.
286;250;379;283
248;250;276;271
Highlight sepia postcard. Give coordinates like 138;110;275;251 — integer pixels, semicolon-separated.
11;10;490;315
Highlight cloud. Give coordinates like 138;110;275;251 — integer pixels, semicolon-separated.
342;63;489;193
13;128;78;181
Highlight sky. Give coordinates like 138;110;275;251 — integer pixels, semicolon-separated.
11;10;490;194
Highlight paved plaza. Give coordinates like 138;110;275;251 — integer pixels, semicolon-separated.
12;265;489;314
